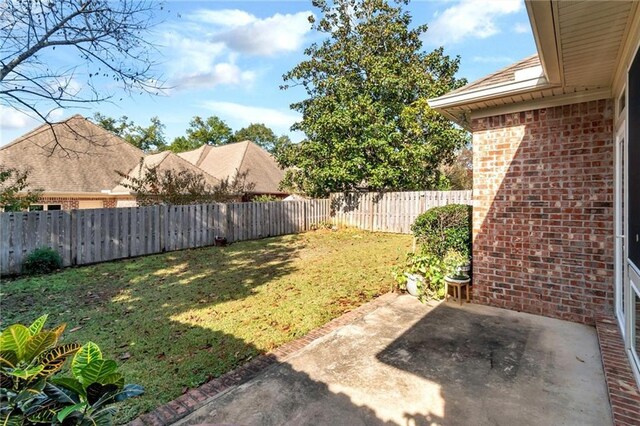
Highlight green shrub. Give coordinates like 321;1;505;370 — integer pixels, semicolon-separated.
411;204;472;258
22;247;62;275
0;314;143;425
392;252;446;301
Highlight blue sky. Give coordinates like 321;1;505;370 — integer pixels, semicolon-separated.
0;0;536;146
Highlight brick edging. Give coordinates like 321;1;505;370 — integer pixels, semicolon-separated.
129;292;399;426
594;314;640;426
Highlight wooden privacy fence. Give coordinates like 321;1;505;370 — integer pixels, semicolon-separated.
0;199;331;276
330;190;472;234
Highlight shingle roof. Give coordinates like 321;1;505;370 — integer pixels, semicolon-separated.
112;151;220;193
448;54;541;95
0;115;144;194
178;141;286;194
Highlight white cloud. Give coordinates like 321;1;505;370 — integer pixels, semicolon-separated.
175;64;256;91
513;22;530;34
161;30;254;91
188;9;313;56
200;101;301;137
0;106;38;130
0;106;64;131
188;9;256;27
160;9;311;91
425;0;522;45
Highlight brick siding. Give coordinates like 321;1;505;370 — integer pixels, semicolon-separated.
471;99;615;324
36;196;124;210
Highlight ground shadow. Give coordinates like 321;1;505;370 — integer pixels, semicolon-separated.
177;361;404;426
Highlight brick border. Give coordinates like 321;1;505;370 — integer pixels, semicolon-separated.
129;292;398;426
595;314;640;426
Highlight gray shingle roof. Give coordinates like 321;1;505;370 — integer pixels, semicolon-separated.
178;141;286;194
0;115;144;194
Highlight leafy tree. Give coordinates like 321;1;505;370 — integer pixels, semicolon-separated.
92;113;167;152
279;0;468;197
168;116;233;153
116;160;255;205
232;123;289;154
0;0;164;138
0;166;43;211
442;145;472;190
167;136;196;153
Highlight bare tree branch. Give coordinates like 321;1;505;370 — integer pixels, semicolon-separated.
0;0;166;151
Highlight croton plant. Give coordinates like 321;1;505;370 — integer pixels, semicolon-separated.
0;315;143;425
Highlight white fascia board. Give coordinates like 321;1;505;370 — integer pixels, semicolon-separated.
428;76;553;110
525;0;562;85
469;87;612;120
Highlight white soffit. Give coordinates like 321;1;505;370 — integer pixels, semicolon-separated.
556;1;637;89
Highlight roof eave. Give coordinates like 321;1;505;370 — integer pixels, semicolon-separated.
525;0;562;85
428;76;556;128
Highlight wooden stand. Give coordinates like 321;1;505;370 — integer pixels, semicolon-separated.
445;276;470;305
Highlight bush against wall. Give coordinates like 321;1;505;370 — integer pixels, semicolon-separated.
411;204;472;258
395;204;472;301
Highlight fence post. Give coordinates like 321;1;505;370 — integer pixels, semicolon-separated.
70;209;78;266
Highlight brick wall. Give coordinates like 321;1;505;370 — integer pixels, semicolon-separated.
36;196;124;210
471;99;614;324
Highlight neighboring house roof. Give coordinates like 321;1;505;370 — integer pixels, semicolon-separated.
429;0;639;128
447;55;542;95
178;141;287;195
0;115;144;194
111;151;221;194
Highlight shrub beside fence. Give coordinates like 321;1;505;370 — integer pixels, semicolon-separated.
330;190;472;233
0;199;331;276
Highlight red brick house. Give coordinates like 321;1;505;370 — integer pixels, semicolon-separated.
428;0;640;417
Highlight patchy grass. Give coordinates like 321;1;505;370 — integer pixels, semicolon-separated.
1;229;411;422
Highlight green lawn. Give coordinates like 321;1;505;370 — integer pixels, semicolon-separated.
1;229;411;422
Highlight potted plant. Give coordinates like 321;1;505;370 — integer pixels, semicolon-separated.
443;249;470;280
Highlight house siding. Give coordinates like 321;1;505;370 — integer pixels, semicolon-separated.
36;196;124;210
471;99;614;324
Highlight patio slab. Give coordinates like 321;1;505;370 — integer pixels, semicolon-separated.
174;294;611;426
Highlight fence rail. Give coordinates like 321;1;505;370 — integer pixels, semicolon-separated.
330;190;472;234
1;191;471;276
0;199;331;276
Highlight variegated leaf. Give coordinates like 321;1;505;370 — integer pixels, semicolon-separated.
27;315;48;336
24;331;57;362
78;359;117;386
37;343;81;377
0;350;18;368
0;325;30;359
49;323;66;338
71;342;102;379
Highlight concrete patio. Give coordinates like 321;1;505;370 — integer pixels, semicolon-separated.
175;294;611;426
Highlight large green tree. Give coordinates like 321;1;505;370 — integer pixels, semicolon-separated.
92;113;167;152
168;116;233;153
232;123;292;154
279;0;468;196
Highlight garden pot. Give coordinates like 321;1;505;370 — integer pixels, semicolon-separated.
404;273;424;297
